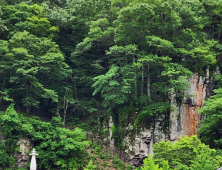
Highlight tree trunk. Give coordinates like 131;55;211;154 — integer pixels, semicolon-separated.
63;99;68;127
63;89;69;127
0;74;6;104
218;29;221;41
81;84;83;97
212;25;215;39
147;63;151;98
56;102;60;117
133;56;137;97
114;30;116;44
141;62;144;95
74;81;78;100
26;106;30;115
25;82;32;114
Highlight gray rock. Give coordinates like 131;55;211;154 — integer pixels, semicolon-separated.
14;138;33;169
125;73;212;166
129;153;147;167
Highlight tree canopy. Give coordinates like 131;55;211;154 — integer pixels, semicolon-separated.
0;0;222;169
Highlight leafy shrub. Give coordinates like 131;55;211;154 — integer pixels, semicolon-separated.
176;150;219;170
0;104;90;169
84;160;97;170
94;146;101;154
89;155;97;161
139;155;172;170
0;142;16;168
99;152;106;159
153;136;222;169
127;165;136;170
113;156;125;170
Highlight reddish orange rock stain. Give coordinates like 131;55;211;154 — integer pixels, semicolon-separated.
194;85;203;134
182;84;203;137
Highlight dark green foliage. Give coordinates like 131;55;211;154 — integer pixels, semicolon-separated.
0;135;16;168
1;0;222;169
113;156;125;170
134;102;171;127
0;0;220;122
198;88;222;149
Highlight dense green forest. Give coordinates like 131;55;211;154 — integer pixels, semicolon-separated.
1;0;222;169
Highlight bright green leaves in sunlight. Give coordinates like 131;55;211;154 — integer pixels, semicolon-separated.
161;63;192;93
0;104;89;169
137;54;171;65
139;154;172;170
92;65;134;107
179;39;217;71
75;18;114;53
153;136;222;170
20;16;59;38
1;1;222;170
1;3;59;39
146;36;174;54
114;3;155;46
141;155;162;170
0;31;70;112
106;44;138;63
139;136;221;170
176;150;219;170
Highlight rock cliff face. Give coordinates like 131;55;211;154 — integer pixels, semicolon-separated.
127;73;213;166
170;73;206;141
14;138;32;169
0;137;32;170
